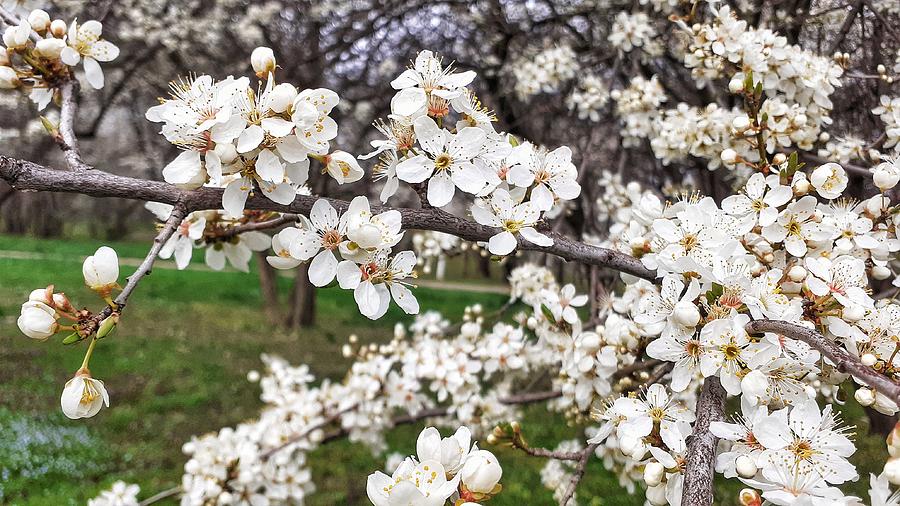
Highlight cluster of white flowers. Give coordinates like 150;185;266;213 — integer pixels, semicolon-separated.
608;12;662;56
2;9;118;107
510;45;579;100
539;439;583;505
566;73;610;122
610;75;667;147
412;230;461;279
144;203;271;272
818;135;870;164
875;95;900;153
148;51;360;216
17;246;122;419
88;481;140;506
367;426;503;504
265;197;418;319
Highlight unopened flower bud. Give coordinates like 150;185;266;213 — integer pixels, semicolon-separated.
793;178;810;195
251;46;276;75
17;301;59;340
0;65;19;89
35;37;66;59
459;449;502;493
721;148;738;164
741;369;768;403
772;153;787;165
672;301;701;328
646;484;668;506
878;64;887;75
732;116;751;131
739;488;762;506
862;353;878;367
787;265;806;282
27;9;50;32
873;265;892;280
874;165;900;191
844;305;866;322
866;195;889;217
50;19;66;38
83;246;120;295
728;78;743;93
855;387;876;406
268;83;297;113
643;461;664;487
3;22;29;49
735;455;758;478
885;458;900;485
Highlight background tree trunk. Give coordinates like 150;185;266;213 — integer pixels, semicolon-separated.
256;251;282;324
287;263;316;328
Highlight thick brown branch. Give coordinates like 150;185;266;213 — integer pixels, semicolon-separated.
746;319;900;404
681;376;725;506
0;157;656;281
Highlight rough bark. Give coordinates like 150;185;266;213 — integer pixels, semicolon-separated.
681;377;726;506
0;157;658;281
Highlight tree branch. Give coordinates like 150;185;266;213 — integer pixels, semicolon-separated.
115;204;186;309
559;443;598;506
681;376;725;506
138;487;181;506
746;319;900;404
0;157;656;281
56;81;91;172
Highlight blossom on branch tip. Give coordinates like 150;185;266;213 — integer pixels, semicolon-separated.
60;20;119;89
61;371;109;419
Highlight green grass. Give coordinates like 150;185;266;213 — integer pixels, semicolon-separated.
0;234;891;505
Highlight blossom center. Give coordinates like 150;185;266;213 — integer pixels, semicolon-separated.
648;407;666;422
322;230;342;249
435;153;453;171
503;219;524;233
721;342;741;361
680;233;698;251
790;439;817;460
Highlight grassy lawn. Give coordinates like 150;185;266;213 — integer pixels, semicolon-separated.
0;234;890;505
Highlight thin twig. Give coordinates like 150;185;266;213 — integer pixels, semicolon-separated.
56;81;91;172
138;486;181;506
746;319;900;404
799;152;871;177
825;0;863;56
260;403;359;460
218;214;301;240
559;443;598;506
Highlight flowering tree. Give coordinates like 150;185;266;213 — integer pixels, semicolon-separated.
5;1;900;505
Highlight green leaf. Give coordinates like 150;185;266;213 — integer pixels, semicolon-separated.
540;304;557;324
62;332;80;345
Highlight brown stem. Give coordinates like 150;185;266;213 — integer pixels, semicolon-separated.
746;319;900;404
0;157;656;281
56;81;91;172
559;443;598;506
681;376;726;506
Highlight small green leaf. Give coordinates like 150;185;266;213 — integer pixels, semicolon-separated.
540;304;557;324
62;332;80;345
